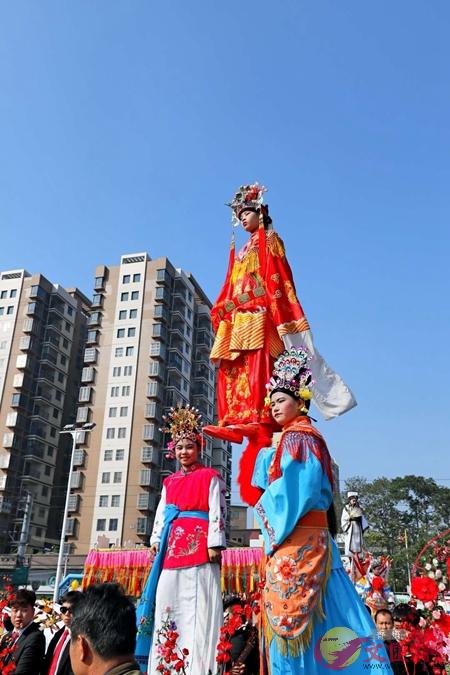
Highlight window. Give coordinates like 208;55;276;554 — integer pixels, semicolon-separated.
84;347;97;363
129;309;137;319
67;305;73;316
0;308;3;316
101;472;110;483
113;472;122;483
55;390;62;401
109;407;117;417
119;310;127;320
52;408;59;418
126;346;134;356
117;428;126;439
44;465;51;476
65;321;71;331
110;386;119;397
96;519;106;531
95;276;104;288
117;329;125;338
99;495;108;507
131;291;139;300
122;385;130;396
104;449;113;461
113;367;121;377
124;366;132;376
123;274;131;284
133;273;141;282
109;518;118;531
115;449;124;461
0;291;6;299
7;306;13;315
87;330;98;343
60;354;67;366
111;495;120;507
58;372;65;383
120;406;128;417
127;327;136;337
121;292;129;301
63;337;69;348
78;387;91;402
42;486;48;497
92;294;102;306
50;427;56;438
106;428;115;439
115;347;123;357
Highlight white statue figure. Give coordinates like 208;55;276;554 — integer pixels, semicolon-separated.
341;491;368;558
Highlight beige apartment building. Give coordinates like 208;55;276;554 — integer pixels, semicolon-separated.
0;269;90;554
70;253;231;555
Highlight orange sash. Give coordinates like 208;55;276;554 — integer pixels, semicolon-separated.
261;510;331;656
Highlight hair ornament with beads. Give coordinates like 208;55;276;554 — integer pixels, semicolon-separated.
265;347;314;408
160;404;203;457
227;182;267;225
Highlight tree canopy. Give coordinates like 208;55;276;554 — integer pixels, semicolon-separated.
341;475;450;591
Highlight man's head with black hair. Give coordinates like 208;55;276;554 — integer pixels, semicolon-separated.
59;589;83;629
69;584;137;675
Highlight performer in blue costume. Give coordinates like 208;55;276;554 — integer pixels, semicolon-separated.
251;348;393;674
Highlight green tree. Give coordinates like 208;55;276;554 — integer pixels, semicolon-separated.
342;475;450;592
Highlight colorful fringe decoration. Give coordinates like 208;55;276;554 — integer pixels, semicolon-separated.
82;549;154;597
221;547;263;595
82;547;265;598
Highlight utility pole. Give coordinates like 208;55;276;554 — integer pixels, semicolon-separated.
17;492;33;566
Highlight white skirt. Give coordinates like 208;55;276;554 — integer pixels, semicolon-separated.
148;563;223;675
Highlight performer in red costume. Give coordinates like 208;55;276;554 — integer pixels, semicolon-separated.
204;183;356;504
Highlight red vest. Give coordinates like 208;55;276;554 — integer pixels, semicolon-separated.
162;465;219;570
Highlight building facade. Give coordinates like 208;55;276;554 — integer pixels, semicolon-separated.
0;269;90;554
70;253;231;554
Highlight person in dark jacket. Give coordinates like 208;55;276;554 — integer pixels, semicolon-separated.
0;588;45;674
70;584;140;675
41;590;83;675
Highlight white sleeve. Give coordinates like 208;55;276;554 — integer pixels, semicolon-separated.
150;485;167;546
207;475;227;548
283;329;357;419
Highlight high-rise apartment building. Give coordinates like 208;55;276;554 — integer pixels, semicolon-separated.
70;253;231;554
0;269;90;553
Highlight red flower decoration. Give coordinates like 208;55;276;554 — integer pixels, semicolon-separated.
371;576;385;592
411;576;439;603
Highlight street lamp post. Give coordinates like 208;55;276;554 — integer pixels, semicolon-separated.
53;422;95;602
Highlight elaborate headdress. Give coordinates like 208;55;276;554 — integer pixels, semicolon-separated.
227;183;267;225
160;404;203;449
265;347;314;407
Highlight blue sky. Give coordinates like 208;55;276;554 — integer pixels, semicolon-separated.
0;1;449;497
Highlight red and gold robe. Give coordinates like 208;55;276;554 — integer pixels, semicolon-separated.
210;227;310;426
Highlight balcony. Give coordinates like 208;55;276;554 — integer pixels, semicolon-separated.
136;517;151;535
152;324;167;341
22;318;35;333
68;494;81;513
149;343;166;360
146;382;161;400
16;355;29;370
0;454;11;470
71;471;83;489
73;449;85;467
5;412;18;428
76;407;90;424
139;469;158;489
81;366;95;384
156;269;171;285
137;493;156;511
88;312;102;327
19;336;32;351
155;287;170;304
91;294;103;308
84;348;98;364
141;446;159;465
78;386;92;403
3;433;14;449
153;305;169;322
65;518;78;536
